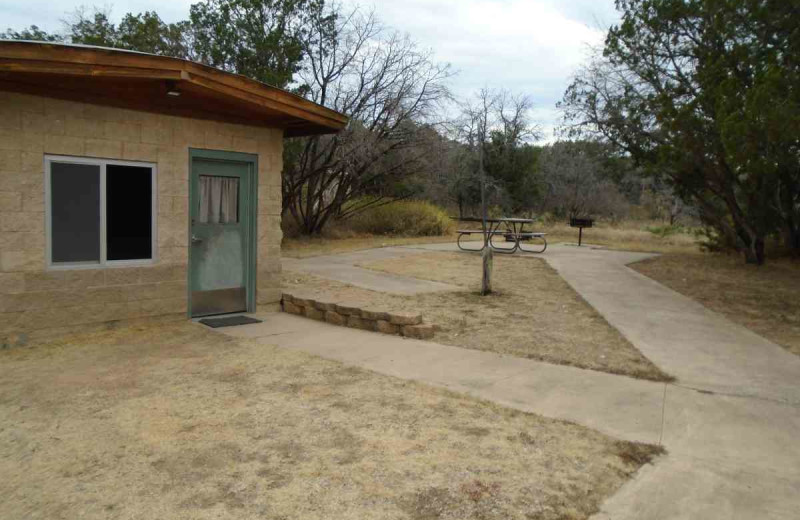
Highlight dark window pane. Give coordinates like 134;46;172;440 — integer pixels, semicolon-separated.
51;162;101;263
107;165;153;261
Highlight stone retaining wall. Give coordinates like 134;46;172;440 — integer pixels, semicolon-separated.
281;292;435;339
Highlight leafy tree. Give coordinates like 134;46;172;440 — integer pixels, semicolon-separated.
561;0;800;263
189;0;325;88
3;8;192;57
2;2;322;90
486;137;541;215
67;9;119;47
1;25;60;41
447;90;542;218
482;93;542;215
115;12;193;57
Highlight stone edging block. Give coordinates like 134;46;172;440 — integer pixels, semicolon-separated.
388;312;423;326
402;324;435;340
335;302;364;316
282;291;433;340
325;310;346;326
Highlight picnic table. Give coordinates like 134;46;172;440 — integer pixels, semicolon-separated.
451;216;547;254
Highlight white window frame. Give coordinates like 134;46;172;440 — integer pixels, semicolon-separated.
45;154;158;270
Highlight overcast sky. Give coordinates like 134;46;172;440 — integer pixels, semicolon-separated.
0;0;620;141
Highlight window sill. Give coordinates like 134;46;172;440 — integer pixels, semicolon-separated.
47;259;158;271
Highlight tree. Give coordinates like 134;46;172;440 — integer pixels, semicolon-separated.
456;89;497;295
189;0;325;88
281;5;452;234
115;12;193;57
561;0;800;263
2;2;320;90
66;8;122;47
453;89;540;294
1;25;61;42
444;141;482;218
538;141;628;220
639;178;685;225
3;8;193;57
483;93;542;215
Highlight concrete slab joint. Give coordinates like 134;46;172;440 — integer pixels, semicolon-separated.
282;291;433;339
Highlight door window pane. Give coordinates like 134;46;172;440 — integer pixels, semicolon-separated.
198;175;239;224
50;162;101;263
107;165;153;260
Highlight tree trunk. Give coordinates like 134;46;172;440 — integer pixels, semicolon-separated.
782;225;800;256
478;107;491;295
481;247;493;295
720;189;767;265
743;236;765;265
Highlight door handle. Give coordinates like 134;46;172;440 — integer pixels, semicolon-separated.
191;234;203;244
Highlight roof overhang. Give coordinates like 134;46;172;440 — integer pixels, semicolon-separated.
0;40;348;137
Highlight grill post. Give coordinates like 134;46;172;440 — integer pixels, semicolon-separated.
569;217;594;247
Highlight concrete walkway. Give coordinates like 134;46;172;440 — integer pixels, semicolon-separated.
405;242;800;403
222;312;667;444
251;243;800;518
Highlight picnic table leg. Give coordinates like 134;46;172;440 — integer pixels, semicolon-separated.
513;222;523;253
457;232;485;252
518;234;547;253
489;223;519;254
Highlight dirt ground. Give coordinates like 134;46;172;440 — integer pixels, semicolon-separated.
0;322;661;520
631;254;800;356
284;252;671;382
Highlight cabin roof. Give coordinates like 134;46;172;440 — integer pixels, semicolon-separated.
0;40;348;137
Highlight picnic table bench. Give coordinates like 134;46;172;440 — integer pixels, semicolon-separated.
452;217;547;254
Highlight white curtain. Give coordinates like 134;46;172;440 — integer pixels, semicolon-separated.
198;176;239;224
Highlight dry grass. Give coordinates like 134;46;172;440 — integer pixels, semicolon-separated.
0;321;661;520
285;252;671;381
631;254;800;356
282;233;462;259
537;221;700;255
283;220;700;259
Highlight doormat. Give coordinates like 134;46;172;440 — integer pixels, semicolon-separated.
199;315;262;328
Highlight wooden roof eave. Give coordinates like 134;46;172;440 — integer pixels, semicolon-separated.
0;41;348;136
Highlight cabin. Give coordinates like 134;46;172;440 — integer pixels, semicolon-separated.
0;41;347;344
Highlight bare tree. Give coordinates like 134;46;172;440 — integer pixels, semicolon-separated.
475;91;493;295
282;4;453;234
538;141;628;220
639;178;685;225
456;89;520;295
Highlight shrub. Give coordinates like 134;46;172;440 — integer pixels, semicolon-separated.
345;200;454;236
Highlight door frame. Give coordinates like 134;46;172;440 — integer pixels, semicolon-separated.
187;148;259;317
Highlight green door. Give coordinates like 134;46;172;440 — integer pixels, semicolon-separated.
189;153;254;317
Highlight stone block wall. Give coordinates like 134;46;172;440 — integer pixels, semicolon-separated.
0;92;284;344
281;292;436;340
